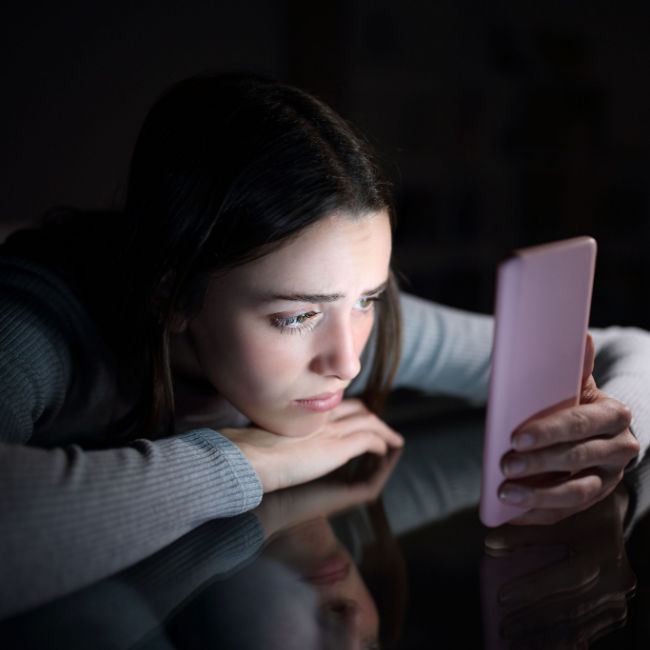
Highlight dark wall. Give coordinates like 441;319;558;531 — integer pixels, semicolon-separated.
2;1;649;327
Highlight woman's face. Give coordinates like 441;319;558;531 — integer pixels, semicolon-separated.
178;211;392;437
264;516;380;648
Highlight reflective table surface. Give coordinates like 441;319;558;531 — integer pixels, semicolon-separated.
3;394;650;649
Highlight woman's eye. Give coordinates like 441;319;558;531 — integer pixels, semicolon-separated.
355;296;379;310
271;310;320;333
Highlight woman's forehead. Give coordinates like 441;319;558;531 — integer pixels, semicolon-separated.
216;211;392;296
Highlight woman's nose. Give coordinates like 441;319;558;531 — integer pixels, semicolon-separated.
309;319;361;381
323;598;360;620
319;599;362;650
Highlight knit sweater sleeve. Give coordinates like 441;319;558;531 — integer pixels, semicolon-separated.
0;263;262;618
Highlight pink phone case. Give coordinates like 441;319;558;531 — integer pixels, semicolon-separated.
479;237;597;527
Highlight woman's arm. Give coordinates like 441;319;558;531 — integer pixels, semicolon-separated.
0;264;263;618
390;293;493;400
0;431;263;620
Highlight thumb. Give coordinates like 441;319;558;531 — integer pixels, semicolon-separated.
582;333;595;383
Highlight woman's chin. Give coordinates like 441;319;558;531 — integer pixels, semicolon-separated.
256;412;328;438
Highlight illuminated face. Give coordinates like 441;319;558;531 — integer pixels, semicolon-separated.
178;211;392;437
265;516;380;647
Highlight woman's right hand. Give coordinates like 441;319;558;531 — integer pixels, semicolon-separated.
220;398;404;492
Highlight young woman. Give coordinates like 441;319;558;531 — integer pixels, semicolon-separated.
0;73;646;618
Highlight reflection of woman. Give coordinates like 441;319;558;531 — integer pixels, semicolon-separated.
1;73;648;617
265;516;381;648
0;452;403;649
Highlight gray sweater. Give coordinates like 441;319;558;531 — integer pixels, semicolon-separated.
2;256;650;618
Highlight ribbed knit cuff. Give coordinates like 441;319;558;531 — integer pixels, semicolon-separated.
180;428;263;514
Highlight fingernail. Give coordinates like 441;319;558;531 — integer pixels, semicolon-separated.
484;534;506;550
513;431;534;450
503;457;527;477
499;485;530;504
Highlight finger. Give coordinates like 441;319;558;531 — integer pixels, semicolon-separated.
511;399;633;451
499;470;620;511
328;412;404;447
582;333;595;383
334;429;389;458
272;431;391;491
502;431;639;478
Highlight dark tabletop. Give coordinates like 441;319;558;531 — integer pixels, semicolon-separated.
2;394;649;649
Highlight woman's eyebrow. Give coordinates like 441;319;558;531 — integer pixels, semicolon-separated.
265;280;388;304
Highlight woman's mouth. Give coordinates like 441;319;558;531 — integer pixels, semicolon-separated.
304;556;351;586
294;389;344;412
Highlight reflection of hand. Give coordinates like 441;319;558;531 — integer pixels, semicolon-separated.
499;335;640;525
483;484;636;648
220;398;404;493
254;449;401;540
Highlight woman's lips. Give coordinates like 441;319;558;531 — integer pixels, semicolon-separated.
294;389;344;412
304;556;351;586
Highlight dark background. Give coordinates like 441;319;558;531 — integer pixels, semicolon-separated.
2;0;649;327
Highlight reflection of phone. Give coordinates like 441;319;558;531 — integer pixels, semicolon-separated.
479;237;597;527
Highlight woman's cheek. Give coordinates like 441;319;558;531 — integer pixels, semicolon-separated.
350;313;375;361
235;329;307;391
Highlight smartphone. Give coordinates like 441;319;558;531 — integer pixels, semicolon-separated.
479;237;597;527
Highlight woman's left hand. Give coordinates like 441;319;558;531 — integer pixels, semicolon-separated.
498;335;640;525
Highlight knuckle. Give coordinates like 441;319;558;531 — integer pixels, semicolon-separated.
624;432;641;456
608;399;632;429
568;409;590;438
361;413;381;428
374;438;388;455
566;444;588;468
620;404;633;428
573;486;591;506
573;478;599;506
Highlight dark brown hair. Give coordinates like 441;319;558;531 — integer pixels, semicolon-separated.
116;73;402;434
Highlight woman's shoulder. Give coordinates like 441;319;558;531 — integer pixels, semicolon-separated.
0;253;119;445
0;253;96;345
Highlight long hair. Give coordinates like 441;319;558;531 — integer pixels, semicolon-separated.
110;73;401;435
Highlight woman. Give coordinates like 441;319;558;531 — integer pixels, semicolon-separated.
0;73;645;618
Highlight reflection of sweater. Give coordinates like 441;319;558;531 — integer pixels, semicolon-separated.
2;256;650;617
